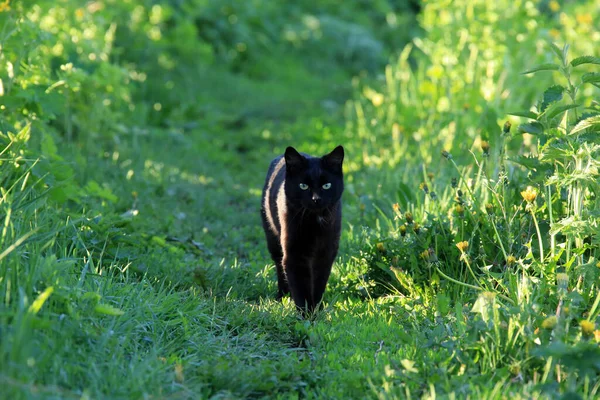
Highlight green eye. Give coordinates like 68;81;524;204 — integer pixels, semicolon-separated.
299;183;309;190
322;183;332;190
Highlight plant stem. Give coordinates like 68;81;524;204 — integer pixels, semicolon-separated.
530;209;545;266
490;215;508;261
435;267;515;305
546;184;555;259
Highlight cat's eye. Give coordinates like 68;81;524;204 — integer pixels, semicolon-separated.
299;183;309;190
322;183;332;190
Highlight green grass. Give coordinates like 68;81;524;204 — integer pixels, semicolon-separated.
2;0;600;398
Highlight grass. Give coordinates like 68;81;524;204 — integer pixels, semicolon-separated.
2;0;600;398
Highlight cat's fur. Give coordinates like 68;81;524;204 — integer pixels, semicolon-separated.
261;146;344;313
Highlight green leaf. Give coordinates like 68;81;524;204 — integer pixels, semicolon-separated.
548;41;564;63
543;103;579;121
570;115;600;135
541;85;564;111
28;286;54;314
400;359;419;373
518;121;545;135
522;63;560;74
582;72;600;84
41;133;59;158
508;111;538;119
95;303;125;316
85;180;118;203
508;155;541;170
571;56;600;67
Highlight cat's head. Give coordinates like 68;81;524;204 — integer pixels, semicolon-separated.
284;146;344;211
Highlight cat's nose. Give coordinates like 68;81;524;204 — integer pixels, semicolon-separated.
312;194;321;204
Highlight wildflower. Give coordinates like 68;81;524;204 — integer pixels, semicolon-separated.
580;320;595;337
451;177;458;188
420;249;430;260
371;93;384;107
594;330;600;343
0;0;10;12
541;316;557;329
481;140;490;156
506;255;517;267
549;0;560;12
392;203;400;212
520;186;537;203
576;14;592;25
419;182;429;194
399;225;407;237
456;241;469;253
485;203;494;215
376;242;385;253
413;222;420;234
454;205;465;217
426;248;438;263
427;172;434;181
405;212;413;224
503;121;511;134
441;150;452;160
556;273;569;291
596;261;600;268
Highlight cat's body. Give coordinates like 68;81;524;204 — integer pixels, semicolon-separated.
261;146;344;313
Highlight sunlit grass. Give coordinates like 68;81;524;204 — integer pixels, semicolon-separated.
1;0;600;398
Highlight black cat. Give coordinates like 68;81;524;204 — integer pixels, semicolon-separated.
261;146;344;313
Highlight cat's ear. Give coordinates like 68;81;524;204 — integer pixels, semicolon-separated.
322;145;344;172
285;147;306;173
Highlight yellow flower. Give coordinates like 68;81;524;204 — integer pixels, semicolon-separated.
454;205;465;217
580;320;595;337
520;186;537;203
376;242;385;253
371;93;384;107
0;0;10;12
594;330;600;343
456;241;469;253
541;316;557;329
506;255;517;267
576;14;592;25
481;140;490;156
549;0;560;12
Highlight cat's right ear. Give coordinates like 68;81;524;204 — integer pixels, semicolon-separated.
285;147;306;173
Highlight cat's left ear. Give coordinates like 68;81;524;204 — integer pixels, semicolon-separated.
322;145;344;172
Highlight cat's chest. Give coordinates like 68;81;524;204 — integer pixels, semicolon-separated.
288;216;335;242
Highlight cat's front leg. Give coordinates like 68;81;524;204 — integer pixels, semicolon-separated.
275;260;290;300
310;252;335;309
282;255;315;312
